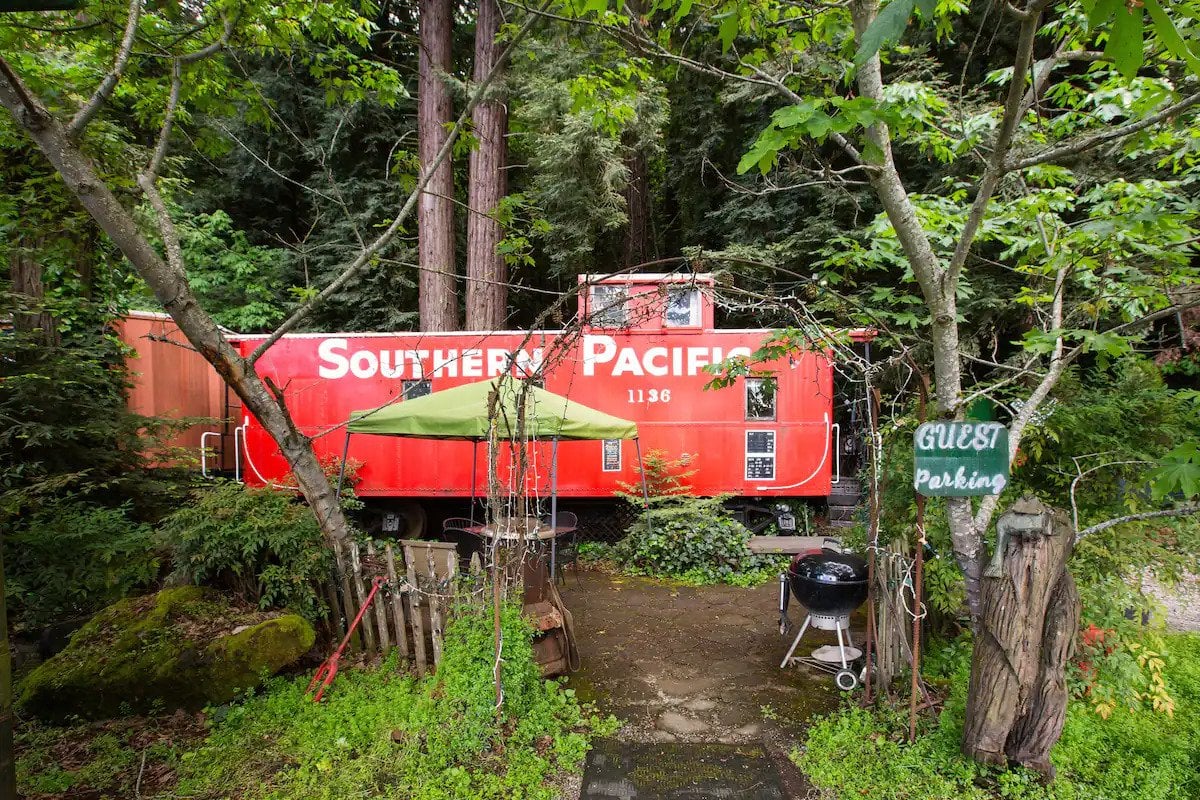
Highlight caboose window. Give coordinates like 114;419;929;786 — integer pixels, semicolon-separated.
590;285;628;327
745;377;777;420
402;379;431;399
664;287;700;327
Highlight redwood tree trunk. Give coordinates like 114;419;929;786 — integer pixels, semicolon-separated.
465;0;507;331
418;0;458;332
10;238;57;342
0;64;352;548
621;146;651;270
962;499;1078;779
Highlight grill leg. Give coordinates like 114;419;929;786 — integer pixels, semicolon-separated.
835;624;848;669
780;615;812;668
843;623;854;649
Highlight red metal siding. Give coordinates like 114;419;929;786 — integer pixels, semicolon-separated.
117;312;228;466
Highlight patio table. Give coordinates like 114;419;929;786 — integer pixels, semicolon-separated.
462;516;576;581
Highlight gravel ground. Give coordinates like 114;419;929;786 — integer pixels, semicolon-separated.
1144;571;1200;632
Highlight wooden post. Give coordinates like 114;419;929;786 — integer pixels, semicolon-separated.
333;540;362;651
385;544;410;662
909;493;926;742
404;543;428;676
367;541;390;655
426;547;445;666
349;542;377;655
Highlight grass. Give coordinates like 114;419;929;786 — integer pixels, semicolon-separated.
795;632;1200;800
17;603;616;800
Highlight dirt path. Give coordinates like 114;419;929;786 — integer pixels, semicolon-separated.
562;571;857;798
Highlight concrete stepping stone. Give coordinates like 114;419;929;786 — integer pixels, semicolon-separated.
581;739;785;799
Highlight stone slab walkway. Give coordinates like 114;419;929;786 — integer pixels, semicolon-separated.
562;571;860;798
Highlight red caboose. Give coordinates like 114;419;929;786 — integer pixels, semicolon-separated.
228;274;859;532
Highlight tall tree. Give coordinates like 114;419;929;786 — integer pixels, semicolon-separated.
620;144;652;269
419;0;459;331
466;0;509;330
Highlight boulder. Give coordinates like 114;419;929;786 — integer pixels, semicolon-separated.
19;586;315;720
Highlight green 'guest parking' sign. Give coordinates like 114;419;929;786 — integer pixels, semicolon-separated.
913;421;1010;497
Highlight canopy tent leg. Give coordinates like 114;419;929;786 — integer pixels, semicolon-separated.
470;439;479;526
549;436;559;581
334;429;352;500
635;437;652;535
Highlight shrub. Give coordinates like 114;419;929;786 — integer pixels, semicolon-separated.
4;499;160;629
176;602;617;799
159;481;330;623
612;497;786;585
796;632;1200;800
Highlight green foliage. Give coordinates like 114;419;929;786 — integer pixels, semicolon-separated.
177;604;617;799
173;208;292;332
0;297;188;521
510;31;668;274
617;448;698;499
796;633;1200;800
611;497;786;585
1149;442;1200;500
4;499;159;630
159;482;330;623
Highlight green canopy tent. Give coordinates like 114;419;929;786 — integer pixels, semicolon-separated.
337;378;648;575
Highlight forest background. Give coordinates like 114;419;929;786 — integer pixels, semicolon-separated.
2;0;1200;797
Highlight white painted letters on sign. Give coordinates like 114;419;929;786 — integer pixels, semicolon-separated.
913;421;1010;497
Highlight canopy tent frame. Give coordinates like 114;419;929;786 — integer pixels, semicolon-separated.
333;378;651;578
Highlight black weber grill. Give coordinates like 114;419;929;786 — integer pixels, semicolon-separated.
778;544;868;690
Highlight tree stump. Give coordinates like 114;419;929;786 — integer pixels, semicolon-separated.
962;497;1080;780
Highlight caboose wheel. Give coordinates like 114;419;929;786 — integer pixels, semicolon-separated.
835;669;858;691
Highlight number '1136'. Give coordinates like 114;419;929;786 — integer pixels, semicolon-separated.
628;389;671;403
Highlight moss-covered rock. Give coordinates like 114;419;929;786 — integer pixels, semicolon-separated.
18;586;316;720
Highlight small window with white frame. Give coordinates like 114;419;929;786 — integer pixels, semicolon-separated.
745;376;777;420
664;286;701;327
589;284;628;327
745;430;776;481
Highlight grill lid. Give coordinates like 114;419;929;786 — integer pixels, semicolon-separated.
789;549;868;585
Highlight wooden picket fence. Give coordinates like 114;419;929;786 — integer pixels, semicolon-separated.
327;538;482;676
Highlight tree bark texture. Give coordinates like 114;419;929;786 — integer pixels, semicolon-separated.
621;146;651;270
418;0;458;332
465;0;507;331
9;239;57;342
0;65;352;547
962;499;1077;778
1005;570;1079;779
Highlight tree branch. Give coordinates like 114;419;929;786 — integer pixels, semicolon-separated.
144;59;182;181
179;15;236;65
247;0;552;364
944;0;1051;287
1076;506;1200;540
67;0;142;137
1005;90;1200;171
